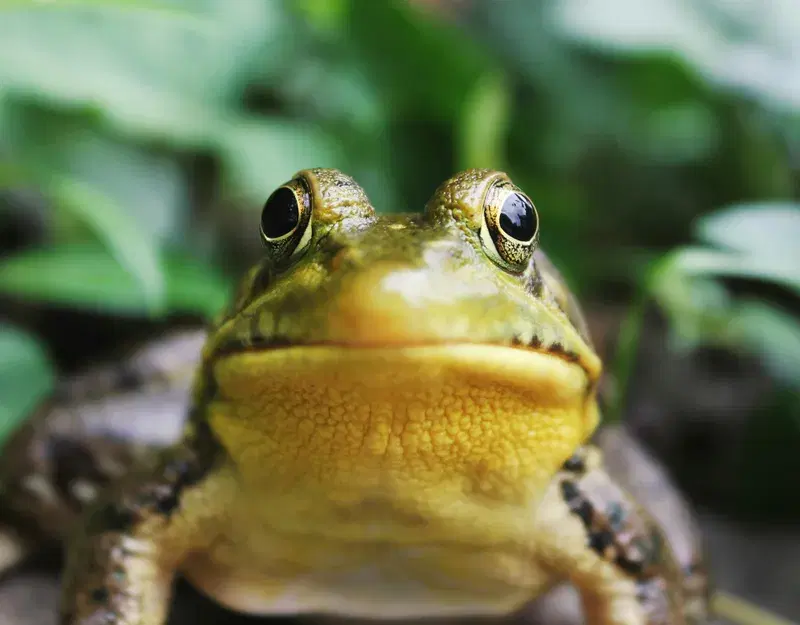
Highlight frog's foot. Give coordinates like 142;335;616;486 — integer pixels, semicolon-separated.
0;331;202;580
530;445;710;625
60;446;229;625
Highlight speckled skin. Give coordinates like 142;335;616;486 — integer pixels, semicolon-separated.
0;169;710;625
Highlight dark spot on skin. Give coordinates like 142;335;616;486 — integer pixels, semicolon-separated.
562;453;586;474
528;336;542;349
90;587;109;604
549;342;566;355
560;479;580;503
588;529;615;556
151;455;208;518
155;492;180;516
560;480;594;528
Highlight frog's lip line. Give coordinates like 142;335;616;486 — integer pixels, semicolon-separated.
210;338;601;384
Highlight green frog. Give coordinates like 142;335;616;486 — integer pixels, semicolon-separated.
0;168;709;625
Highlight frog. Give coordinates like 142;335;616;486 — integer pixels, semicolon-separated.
0;168;710;625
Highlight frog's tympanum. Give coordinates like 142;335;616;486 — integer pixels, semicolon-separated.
0;169;709;625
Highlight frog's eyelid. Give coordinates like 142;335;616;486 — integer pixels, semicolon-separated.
479;210;506;267
290;213;314;258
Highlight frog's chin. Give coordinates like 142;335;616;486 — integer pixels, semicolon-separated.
207;344;599;493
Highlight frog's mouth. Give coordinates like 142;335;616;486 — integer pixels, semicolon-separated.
206;343;600;499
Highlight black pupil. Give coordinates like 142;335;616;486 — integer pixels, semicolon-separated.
261;187;299;239
499;192;536;241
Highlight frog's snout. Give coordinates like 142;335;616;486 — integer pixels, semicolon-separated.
325;260;490;345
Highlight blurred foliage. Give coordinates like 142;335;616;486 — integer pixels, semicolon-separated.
610;204;800;425
653;205;800;385
0;0;798;496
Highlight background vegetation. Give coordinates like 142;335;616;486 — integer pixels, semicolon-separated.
0;0;799;617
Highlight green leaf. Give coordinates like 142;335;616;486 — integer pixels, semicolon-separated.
294;0;348;33
458;71;511;171
554;0;800;110
0;244;231;319
729;300;800;391
347;0;493;121
49;176;166;313
0;0;283;144
0;324;54;443
696;203;800;263
665;246;800;294
646;204;800;394
219;118;344;204
0;0;176;9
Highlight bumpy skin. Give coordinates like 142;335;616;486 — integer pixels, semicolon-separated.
0;169;710;625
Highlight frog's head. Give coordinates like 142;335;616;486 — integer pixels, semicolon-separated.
201;168;602;496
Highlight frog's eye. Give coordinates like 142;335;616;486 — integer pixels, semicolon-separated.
260;177;313;261
479;178;539;272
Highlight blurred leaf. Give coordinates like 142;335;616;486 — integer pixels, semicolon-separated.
650;202;800;298
348;0;494;121
665;246;800;294
56;131;189;245
0;0;283;145
49;176;165;312
637;102;719;165
647;202;800;393
649;255;734;350
697;203;800;262
294;0;348;33
0;159;32;189
219;118;344;204
555;0;800;110
458;71;511;170
0;0;176;9
0;107;191;246
0;324;54;443
275;53;387;135
0;244;231;319
468;0;633;160
730;300;800;391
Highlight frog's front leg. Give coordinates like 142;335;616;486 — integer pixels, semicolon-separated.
60;445;231;625
532;446;708;625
